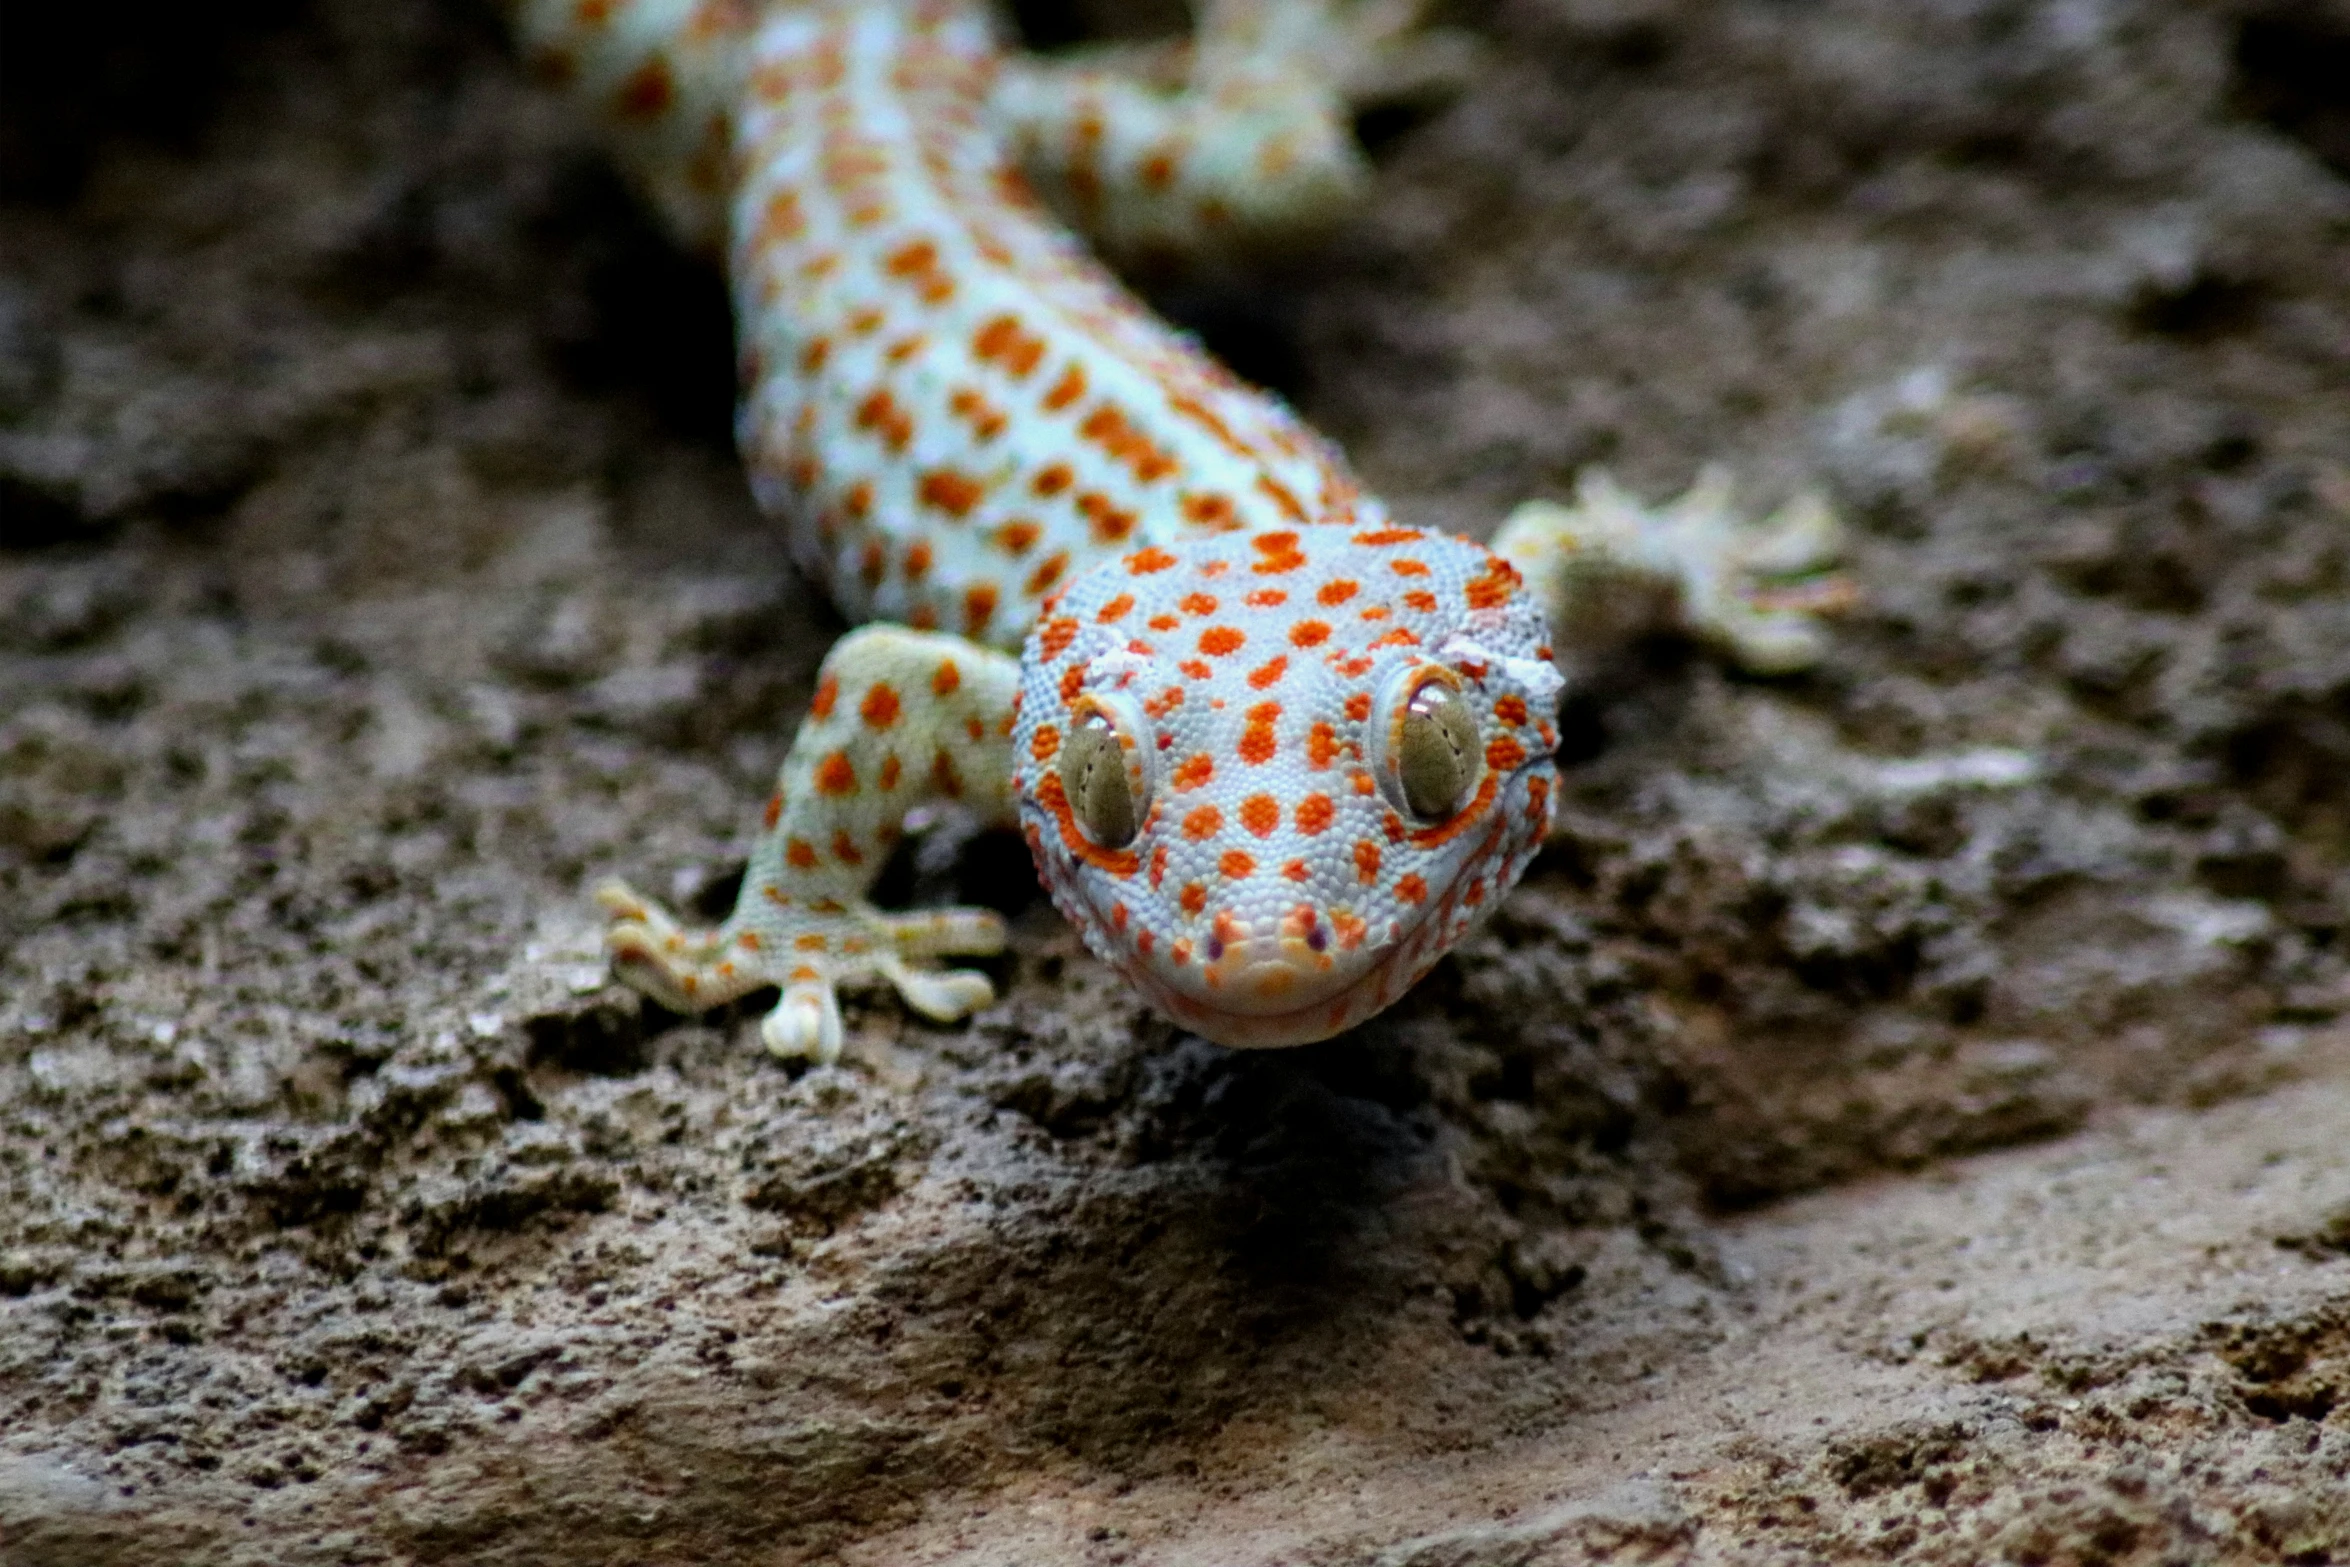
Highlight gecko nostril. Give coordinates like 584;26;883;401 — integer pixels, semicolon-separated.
1206;936;1226;961
1306;925;1328;952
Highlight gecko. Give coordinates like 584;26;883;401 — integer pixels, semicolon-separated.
506;0;1850;1062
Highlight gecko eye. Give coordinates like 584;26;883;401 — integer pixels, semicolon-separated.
1060;693;1153;848
1377;667;1483;823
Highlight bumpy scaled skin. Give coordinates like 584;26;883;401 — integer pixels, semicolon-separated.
556;0;1850;1062
1015;527;1562;1047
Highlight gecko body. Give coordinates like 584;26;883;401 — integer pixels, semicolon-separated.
547;0;1846;1061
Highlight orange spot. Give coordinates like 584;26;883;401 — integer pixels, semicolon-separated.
1030;723;1061;762
1172;937;1194;965
1096;593;1135;623
1149;844;1169;889
1332;911;1367;951
1247;656;1287;690
1249;529;1306;574
919;469;986;517
1173;754;1215;791
1307;721;1340;769
1181;491;1236;529
1295;794;1334;835
1144;685;1186;719
1182;805;1223;840
1079;402;1179;484
1179;593;1219;615
1180;882;1207;915
1360;605;1391;622
879;754;901;790
948;387;1007;441
1042;365;1087;412
972;314;1046;378
1032;463;1074;498
1239;702;1281;765
1038;617;1081;659
831;830;864;866
1352;842;1382;884
933;750;965;797
1354;529;1422;546
904;541;933;580
932;660;961;697
843;480;872;519
1254;477;1309;526
994;519;1041;555
811;674;839;719
1289;620;1330;648
1149;614;1181;632
1077;493;1137;543
1317;579;1359;606
1219;849;1256;880
1344;692;1372;721
815;751;857;795
1403;591;1439;613
854;389;913;452
786;837;817;869
1282;860;1311;882
1026;552;1070;597
1466;557;1521;610
1137;929;1155;955
1369;627;1421;649
1125;546;1178;575
1198;626;1245;657
1059;662;1087;703
858;683;901;727
1493;694;1529;726
1240;795;1281;838
763;792;783;830
1396;873;1427;905
1245;589;1286;607
1389;558;1432;578
964;583;1000;634
1486;735;1528;771
1179;659;1213;680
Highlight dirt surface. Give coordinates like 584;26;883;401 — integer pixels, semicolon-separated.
3;0;2349;1561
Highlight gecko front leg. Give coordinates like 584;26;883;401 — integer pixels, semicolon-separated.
598;626;1021;1065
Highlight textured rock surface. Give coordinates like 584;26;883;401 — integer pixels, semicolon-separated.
4;0;2349;1560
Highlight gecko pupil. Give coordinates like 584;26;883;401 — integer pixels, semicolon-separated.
1062;711;1139;847
1397;681;1482;820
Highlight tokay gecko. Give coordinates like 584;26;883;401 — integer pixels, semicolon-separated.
506;0;1852;1061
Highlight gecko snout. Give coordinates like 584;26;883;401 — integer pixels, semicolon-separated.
1202;905;1346;1008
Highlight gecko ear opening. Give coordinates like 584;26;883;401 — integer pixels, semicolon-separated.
1376;665;1483;824
1060;693;1153;848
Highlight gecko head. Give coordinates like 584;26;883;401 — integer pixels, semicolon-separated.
1012;526;1564;1048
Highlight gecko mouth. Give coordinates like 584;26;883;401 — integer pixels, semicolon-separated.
1119;901;1453;1049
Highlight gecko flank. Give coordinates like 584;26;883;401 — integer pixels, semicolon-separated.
527;0;1850;1061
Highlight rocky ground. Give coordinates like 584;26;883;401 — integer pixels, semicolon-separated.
3;0;2349;1561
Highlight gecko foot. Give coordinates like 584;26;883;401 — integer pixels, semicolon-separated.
595;878;1007;1067
1496;465;1858;676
